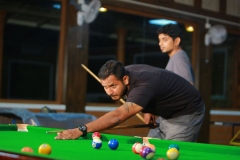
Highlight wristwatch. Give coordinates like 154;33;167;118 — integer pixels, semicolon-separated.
78;124;88;139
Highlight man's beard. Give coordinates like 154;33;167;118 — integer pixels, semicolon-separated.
121;86;128;100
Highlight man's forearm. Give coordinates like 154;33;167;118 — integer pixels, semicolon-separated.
86;110;121;132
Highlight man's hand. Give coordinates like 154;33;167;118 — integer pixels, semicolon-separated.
55;128;82;140
143;113;155;124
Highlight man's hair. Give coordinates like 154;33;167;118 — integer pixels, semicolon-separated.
98;60;127;80
157;24;182;41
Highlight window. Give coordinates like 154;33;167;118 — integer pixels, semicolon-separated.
211;33;240;108
0;0;62;102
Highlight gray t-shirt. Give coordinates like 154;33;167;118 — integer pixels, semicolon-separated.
165;49;194;84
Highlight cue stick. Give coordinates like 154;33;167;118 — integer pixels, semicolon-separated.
46;123;159;134
110;123;159;130
134;136;161;140
81;64;145;123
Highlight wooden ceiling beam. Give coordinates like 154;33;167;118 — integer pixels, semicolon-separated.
107;0;240;27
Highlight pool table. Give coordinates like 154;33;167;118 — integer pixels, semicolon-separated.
0;124;240;160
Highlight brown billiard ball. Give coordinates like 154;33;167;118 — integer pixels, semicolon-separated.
38;143;52;154
21;147;34;153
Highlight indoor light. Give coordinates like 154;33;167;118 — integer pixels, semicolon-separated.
186;25;194;32
149;19;177;25
99;7;107;12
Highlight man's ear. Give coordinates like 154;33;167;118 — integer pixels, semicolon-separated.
174;37;181;46
123;75;129;85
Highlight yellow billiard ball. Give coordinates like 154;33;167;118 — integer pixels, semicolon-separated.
166;148;179;160
38;143;52;154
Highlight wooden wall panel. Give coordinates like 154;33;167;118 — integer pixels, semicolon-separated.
233;41;240;108
202;0;219;12
64;3;89;113
0;11;6;98
226;0;240;17
175;0;194;6
109;0;240;27
196;26;211;143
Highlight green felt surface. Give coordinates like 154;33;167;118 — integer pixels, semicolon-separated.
0;124;240;160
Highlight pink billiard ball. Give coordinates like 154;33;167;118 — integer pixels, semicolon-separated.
92;132;101;139
132;142;143;154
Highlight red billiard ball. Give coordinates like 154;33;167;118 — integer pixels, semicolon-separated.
139;146;147;157
21;147;34;153
108;139;119;150
92;132;101;139
38;143;52;154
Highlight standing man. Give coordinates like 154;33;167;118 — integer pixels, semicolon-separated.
55;60;205;142
147;24;195;138
159;23;194;84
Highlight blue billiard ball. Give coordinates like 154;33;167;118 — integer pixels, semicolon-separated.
92;138;102;149
108;139;119;150
168;144;179;151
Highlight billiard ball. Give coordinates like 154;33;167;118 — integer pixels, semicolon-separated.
157;158;165;160
38;143;52;154
166;148;179;160
132;142;143;154
92;136;101;140
108;139;119;150
139;146;147;157
92;138;102;149
168;144;180;151
92;132;101;139
140;147;155;160
21;147;34;153
144;143;156;152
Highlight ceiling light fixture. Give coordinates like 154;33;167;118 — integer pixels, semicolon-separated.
186;25;194;32
99;7;107;12
149;19;177;26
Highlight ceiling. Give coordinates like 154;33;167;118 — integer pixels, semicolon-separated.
0;0;61;30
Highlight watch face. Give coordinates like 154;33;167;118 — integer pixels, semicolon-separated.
79;125;87;132
82;126;86;130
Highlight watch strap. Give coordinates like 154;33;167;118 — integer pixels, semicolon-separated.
78;124;87;139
